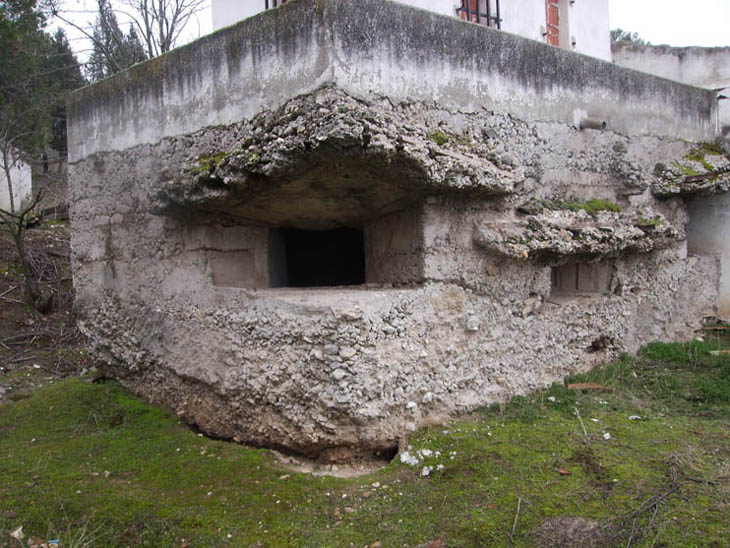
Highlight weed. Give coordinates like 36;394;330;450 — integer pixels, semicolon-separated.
682;142;726;173
427;130;449;146
552;198;621;217
635;216;661;227
640;340;713;365
672;160;702;177
693;141;726;157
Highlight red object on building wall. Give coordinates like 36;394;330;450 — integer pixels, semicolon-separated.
545;0;560;46
459;0;480;23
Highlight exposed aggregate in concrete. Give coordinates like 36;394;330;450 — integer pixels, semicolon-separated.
474;209;679;261
70;85;721;461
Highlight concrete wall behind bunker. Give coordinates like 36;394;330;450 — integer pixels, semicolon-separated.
612;43;730;136
687;193;730;319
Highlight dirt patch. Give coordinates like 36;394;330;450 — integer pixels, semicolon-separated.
0;223;91;402
272;450;394;478
530;516;606;548
570;447;614;495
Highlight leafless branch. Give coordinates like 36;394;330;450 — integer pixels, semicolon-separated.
121;0;207;57
48;0;127;74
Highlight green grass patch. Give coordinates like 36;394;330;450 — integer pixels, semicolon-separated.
683;142;726;172
693;141;726;157
2;340;730;547
549;198;621;217
673;160;703;177
635;216;661;227
684;150;714;172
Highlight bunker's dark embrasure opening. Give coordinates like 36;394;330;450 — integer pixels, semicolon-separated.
269;227;365;288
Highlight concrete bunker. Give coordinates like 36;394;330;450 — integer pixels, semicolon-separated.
67;0;727;464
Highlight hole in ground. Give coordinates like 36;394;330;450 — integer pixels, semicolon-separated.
184;421;398;477
272;444;398;478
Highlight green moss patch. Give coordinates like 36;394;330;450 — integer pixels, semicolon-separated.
684;150;714;172
552;198;621;217
194;151;229;175
427;130;449;147
682;142;727;174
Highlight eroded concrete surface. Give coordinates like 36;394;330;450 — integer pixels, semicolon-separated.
70;84;722;461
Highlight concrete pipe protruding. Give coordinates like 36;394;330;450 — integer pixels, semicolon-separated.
580;117;608;131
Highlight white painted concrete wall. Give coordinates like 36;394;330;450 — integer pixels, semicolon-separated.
398;0;457;17
211;0;612;60
211;0;262;30
569;0;611;61
612;45;730;89
0;150;32;213
612;44;730;134
499;0;611;60
499;1;545;43
687;193;730;320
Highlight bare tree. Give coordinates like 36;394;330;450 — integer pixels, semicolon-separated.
121;0;207;58
50;0;207;69
1;3;84;311
50;0;144;78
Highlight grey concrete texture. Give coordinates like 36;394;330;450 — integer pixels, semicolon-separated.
653;153;730;199
67;0;717;164
612;42;730;91
69;84;719;460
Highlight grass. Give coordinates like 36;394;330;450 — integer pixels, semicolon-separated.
673;161;703;177
681;143;727;174
1;335;729;547
635;216;662;228
549;198;621;217
565;198;620;216
684;150;714;172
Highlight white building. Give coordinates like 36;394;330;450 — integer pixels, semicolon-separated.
0;148;32;213
212;0;611;61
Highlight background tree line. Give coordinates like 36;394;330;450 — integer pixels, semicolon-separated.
1;0;205;310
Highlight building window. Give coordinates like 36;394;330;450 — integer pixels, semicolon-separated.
268;227;365;288
551;262;613;296
544;0;560;46
456;0;501;29
264;0;288;9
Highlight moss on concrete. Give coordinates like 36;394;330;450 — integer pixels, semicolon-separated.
552;198;621;216
427;130;449;147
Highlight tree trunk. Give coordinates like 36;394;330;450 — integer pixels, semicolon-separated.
9;221;39;309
